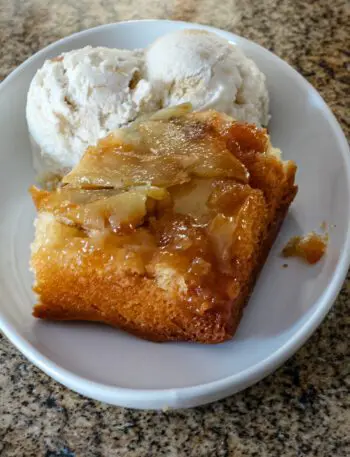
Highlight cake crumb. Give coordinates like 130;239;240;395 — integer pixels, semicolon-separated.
282;232;328;264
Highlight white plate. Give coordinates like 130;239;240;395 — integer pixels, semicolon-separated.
0;20;349;410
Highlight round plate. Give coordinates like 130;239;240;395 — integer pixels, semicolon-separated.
0;20;349;410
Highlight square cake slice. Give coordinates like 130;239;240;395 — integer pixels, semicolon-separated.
30;105;297;343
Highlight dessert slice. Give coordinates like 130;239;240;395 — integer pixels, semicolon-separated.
30;106;297;343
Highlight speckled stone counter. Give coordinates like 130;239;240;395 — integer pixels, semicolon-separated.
0;1;349;456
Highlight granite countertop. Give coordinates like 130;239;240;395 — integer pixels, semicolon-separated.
0;0;349;456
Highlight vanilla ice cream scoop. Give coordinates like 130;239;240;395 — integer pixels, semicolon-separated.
145;30;269;127
26;46;160;183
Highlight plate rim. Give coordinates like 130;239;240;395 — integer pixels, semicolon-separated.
0;19;349;409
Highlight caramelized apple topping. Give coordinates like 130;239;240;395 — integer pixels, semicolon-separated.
63;106;249;189
30;185;171;232
225;122;268;160
208;191;267;275
63;146;192;189
148;214;216;292
207;181;257;216
170;178;215;225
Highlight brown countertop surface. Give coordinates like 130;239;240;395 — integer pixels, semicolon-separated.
0;1;349;456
